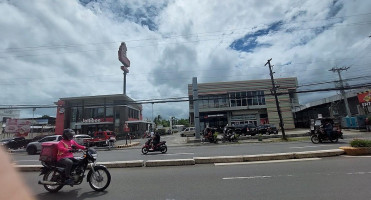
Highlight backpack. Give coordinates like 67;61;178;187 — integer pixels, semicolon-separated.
39;142;59;163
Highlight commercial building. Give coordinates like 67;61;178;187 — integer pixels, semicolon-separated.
187;77;299;130
55;94;148;137
294;89;371;129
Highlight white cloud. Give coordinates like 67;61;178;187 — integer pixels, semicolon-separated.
0;0;370;120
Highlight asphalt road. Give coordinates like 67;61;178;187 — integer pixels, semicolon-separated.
8;139;352;165
19;156;371;200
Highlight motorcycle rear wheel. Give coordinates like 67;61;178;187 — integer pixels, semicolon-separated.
142;147;149;154
43;169;64;193
88;166;111;191
311;135;320;144
330;137;339;143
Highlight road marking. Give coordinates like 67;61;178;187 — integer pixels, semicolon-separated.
289;145;332;149
347;172;371;175
15;160;39;162
215;158;321;166
161;153;194;156
343;155;371;158
223;176;272;180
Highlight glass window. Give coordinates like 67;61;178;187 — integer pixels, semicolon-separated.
106;107;113;117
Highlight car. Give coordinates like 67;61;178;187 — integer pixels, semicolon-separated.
83;131;116;147
224;124;258;136
0;137;31;150
258;124;278;135
26;135;62;155
180;127;196;137
73;134;92;145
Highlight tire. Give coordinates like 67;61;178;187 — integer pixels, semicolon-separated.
161;145;167;154
142;147;149;154
311;135;320;144
88;166;111;192
43;169;64;193
330;137;339;143
27;145;37;155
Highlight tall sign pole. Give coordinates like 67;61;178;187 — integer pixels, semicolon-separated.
265;58;286;140
118;42;130;94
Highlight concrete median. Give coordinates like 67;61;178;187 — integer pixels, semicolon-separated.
98;160;144;168
194;155;243;164
15;149;345;171
145;159;195;167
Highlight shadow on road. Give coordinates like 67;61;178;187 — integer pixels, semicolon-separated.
37;188;108;200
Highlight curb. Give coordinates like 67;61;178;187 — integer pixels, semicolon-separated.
16;149;345;171
115;142;140;149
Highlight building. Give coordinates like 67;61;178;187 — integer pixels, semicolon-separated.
294;89;371;129
187;77;299;130
55;94;149;137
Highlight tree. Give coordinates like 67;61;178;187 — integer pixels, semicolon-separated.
177;119;190;127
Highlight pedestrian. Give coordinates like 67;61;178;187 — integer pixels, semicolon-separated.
366;117;371;132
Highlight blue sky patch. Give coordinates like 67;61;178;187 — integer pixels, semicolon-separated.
230;21;283;52
79;0;165;31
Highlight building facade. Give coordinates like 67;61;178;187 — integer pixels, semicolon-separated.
294;89;371;129
188;77;299;130
55;94;146;136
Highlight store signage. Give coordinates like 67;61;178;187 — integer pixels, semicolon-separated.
82;118;114;124
83;118;102;123
357;91;371;107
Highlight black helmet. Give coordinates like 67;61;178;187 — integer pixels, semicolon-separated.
63;129;75;140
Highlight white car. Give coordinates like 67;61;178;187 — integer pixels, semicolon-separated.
26;135;62;155
73;134;92;145
180;127;196;137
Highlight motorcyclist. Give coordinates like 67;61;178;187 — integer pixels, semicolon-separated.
57;129;86;185
151;131;160;150
324;121;333;139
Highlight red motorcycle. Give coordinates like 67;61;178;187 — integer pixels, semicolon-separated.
141;139;167;154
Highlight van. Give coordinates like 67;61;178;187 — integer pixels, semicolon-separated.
180;127;195;137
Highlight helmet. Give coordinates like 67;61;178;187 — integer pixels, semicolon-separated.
62;129;75;140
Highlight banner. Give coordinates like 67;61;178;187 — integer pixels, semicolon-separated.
5;119;32;137
357;91;371;107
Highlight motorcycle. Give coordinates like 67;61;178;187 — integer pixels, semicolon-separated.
311;128;343;144
38;147;111;193
201;131;218;143
222;131;239;142
141;139;167;154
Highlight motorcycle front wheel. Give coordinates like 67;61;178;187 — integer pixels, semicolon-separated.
43;169;64;193
87;166;111;191
161;145;167;154
142;147;149;154
311;135;320;144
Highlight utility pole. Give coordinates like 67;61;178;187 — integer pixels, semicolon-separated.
265;58;286;140
329;67;351;117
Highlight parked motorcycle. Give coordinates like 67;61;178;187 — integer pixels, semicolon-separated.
222;131;239;142
141;139;167;154
201;130;218;144
38;144;111;193
311;129;343;144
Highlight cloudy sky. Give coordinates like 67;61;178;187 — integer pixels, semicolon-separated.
0;0;370;120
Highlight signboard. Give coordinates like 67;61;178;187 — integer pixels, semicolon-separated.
118;42;130;68
5;119;32;137
357;91;371;107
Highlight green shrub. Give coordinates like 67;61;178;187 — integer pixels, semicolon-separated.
350;139;371;147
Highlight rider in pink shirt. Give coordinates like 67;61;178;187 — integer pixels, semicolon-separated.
57;129;86;185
